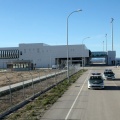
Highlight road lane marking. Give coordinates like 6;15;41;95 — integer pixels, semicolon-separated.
65;70;91;120
113;81;118;87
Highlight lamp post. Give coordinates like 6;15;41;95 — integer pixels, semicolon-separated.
82;37;90;69
111;18;114;51
103;41;104;51
67;9;82;79
105;34;107;51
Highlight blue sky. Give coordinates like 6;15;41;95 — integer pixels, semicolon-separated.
0;0;120;57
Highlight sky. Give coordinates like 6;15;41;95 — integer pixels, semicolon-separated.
0;0;120;57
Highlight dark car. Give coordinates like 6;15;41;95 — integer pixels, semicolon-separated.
104;69;112;72
104;71;115;79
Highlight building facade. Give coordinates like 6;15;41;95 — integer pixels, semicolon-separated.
0;43;90;69
107;51;116;65
0;43;117;69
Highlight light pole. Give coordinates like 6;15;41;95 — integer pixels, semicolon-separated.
103;41;104;51
82;37;90;69
67;9;82;79
111;18;114;51
105;34;107;51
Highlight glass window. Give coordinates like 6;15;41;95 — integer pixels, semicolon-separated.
20;51;22;55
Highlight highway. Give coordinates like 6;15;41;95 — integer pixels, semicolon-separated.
41;66;120;120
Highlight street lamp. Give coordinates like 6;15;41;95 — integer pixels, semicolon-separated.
105;34;107;51
111;18;114;51
82;37;90;69
103;41;104;51
67;9;82;79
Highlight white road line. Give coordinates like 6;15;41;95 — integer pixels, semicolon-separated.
113;81;118;87
65;70;91;120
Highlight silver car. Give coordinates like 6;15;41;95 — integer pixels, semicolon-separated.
91;72;106;80
88;74;104;89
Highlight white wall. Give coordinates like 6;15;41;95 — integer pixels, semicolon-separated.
108;51;116;65
19;43;89;68
0;43;89;68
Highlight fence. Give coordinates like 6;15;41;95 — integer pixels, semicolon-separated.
0;65;81;118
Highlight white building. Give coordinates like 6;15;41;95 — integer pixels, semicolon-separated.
107;51;116;65
0;43;90;69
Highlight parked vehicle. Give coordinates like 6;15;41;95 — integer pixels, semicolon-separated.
52;65;58;69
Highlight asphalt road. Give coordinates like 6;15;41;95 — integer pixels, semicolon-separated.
41;66;120;120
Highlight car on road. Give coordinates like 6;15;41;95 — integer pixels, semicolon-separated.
104;71;115;79
88;74;104;89
91;72;106;80
104;69;112;72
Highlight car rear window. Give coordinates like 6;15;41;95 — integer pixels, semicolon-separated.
90;76;102;80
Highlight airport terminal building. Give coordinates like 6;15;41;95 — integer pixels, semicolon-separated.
0;43;90;69
0;43;118;70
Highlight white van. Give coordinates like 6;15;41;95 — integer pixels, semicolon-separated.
52;65;58;69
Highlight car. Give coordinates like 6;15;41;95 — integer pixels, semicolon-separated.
91;72;106;80
52;65;58;69
88;74;104;89
104;69;112;72
104;71;115;79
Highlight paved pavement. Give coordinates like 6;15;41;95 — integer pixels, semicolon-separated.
41;66;120;120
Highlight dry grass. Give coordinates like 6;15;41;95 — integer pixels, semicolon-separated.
0;69;60;87
0;68;66;116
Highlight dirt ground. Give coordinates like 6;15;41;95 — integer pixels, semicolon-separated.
0;69;60;87
0;68;66;115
